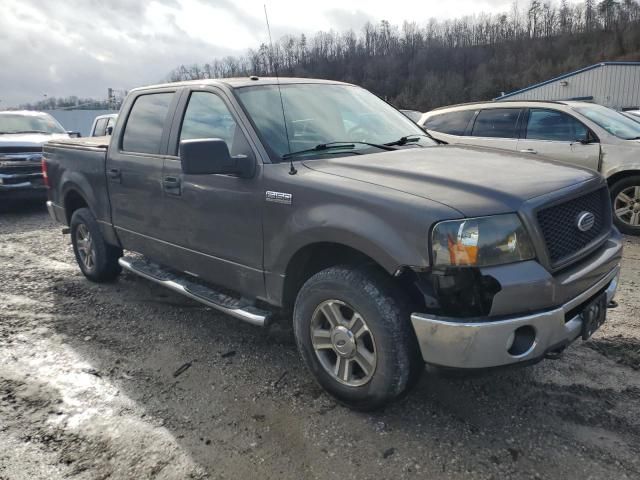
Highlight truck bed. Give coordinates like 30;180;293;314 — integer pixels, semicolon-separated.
44;136;112;228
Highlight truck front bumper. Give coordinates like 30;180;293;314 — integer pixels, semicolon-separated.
411;265;620;369
0;182;47;201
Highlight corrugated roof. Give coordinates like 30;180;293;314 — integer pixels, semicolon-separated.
495;62;640;100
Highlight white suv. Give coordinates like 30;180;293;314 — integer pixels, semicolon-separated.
419;101;640;235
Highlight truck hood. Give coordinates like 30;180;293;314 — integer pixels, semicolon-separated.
0;133;70;149
302;145;598;217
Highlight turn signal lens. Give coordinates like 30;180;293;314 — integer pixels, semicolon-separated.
447;220;479;265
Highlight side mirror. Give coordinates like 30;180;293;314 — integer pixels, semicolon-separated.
179;138;254;178
106;126;113;136
573;132;598;145
67;131;81;138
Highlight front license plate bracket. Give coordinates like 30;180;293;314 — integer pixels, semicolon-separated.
581;292;607;341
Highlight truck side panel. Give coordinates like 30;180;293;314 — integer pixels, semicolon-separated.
44;140;120;247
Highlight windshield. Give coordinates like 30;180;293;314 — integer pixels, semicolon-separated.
0;113;66;134
573;104;640;140
234;83;435;161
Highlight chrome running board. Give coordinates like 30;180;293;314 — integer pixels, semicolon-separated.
118;256;270;327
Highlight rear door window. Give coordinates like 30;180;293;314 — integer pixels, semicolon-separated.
424;110;475;135
122;93;174;154
526;109;589;141
471;109;522;138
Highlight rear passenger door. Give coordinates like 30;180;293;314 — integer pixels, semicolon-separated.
465;108;523;151
107;89;180;265
516;108;600;171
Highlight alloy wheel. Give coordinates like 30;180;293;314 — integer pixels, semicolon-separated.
75;223;96;271
614;185;640;227
310;299;377;387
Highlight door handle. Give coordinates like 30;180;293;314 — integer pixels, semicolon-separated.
519;149;537;154
108;168;121;182
163;176;181;195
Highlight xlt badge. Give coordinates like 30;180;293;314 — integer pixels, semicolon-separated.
265;191;292;205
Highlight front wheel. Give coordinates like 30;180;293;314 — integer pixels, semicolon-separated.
610;176;640;235
293;266;423;410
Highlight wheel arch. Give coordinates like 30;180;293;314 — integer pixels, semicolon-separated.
279;240;423;313
62;187;91;225
59;174;121;248
606;169;640;189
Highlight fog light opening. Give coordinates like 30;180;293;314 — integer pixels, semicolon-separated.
507;325;536;357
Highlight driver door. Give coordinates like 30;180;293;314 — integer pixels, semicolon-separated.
161;88;265;298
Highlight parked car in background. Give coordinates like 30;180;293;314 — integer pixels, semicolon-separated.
43;78;621;409
399;109;422;123
621;110;640;123
90;113;118;137
419;101;640;234
0;111;73;203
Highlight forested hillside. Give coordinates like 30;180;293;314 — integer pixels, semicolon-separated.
168;0;640;110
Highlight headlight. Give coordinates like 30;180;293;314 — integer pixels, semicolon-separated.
431;214;535;267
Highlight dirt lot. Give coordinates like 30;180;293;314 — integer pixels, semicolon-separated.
1;204;639;480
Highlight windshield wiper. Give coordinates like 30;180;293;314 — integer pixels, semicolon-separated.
282;141;395;160
385;132;446;146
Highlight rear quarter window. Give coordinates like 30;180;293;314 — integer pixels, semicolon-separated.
122;93;174;154
424;110;474;135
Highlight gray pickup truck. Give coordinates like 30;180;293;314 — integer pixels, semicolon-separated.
0;111;73;204
44;78;622;410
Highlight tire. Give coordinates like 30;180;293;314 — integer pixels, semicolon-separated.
293;265;423;411
70;208;122;282
610;176;640;235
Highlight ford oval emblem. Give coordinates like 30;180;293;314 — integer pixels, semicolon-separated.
576;211;595;232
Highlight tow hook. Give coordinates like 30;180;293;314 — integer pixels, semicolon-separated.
544;347;566;360
607;300;618;309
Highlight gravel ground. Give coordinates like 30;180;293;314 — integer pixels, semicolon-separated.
1;204;639;480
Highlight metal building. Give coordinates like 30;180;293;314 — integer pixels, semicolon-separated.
496;62;640;110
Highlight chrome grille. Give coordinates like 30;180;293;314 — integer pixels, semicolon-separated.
536;188;610;267
0;146;43;154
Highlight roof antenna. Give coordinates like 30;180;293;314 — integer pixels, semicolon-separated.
264;4;296;175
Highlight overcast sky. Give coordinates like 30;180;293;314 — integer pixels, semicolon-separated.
2;0;523;107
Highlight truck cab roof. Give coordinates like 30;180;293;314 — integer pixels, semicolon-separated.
130;77;354;93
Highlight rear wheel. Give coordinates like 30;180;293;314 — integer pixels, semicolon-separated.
293;265;423;410
610;176;640;235
70;208;122;282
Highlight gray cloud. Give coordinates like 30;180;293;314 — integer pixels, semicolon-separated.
323;8;376;32
0;0;240;107
0;0;532;108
